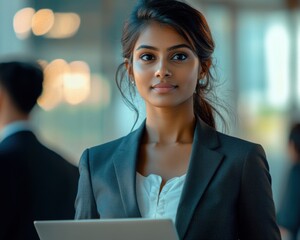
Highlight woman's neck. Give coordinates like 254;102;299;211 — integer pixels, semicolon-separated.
144;106;196;144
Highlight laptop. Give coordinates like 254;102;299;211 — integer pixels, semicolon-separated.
34;218;179;240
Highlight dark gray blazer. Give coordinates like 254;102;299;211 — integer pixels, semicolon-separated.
0;130;79;240
75;120;281;240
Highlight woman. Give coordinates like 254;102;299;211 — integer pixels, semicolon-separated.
75;0;281;239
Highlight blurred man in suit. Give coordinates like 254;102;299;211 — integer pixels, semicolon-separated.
0;60;79;240
277;123;300;240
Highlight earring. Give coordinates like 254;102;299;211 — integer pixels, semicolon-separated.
128;74;135;86
130;77;135;86
198;79;205;86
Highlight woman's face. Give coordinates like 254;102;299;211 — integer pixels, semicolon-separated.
127;21;201;109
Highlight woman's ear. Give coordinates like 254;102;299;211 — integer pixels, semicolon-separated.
198;68;206;80
124;58;133;76
0;86;7;110
198;70;205;80
199;59;212;79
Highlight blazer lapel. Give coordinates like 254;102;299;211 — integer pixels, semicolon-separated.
175;120;225;239
112;122;145;218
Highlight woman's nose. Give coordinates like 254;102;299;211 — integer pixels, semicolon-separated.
155;61;172;79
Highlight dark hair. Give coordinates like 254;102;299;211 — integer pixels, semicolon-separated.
0;61;43;114
115;0;225;130
289;123;300;156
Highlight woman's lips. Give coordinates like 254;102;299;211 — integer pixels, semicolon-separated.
151;83;177;93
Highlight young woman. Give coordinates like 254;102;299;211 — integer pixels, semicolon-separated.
75;0;281;239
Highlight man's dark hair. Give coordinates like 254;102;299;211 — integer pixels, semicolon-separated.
0;61;43;114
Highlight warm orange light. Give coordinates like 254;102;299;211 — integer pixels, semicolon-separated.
63;61;91;105
38;87;63;111
31;9;54;36
38;59;93;109
89;74;111;107
46;13;81;39
38;59;69;110
13;8;35;39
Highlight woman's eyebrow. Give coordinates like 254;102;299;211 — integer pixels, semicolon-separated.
135;45;157;51
167;44;192;51
135;44;192;51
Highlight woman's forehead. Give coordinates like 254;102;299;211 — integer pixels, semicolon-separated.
133;22;191;51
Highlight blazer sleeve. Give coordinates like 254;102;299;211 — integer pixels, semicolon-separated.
75;149;100;219
237;144;281;240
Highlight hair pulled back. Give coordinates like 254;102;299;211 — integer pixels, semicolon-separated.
116;0;223;129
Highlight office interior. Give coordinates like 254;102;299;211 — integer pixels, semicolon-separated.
1;0;299;211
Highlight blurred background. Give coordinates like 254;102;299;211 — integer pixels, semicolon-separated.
1;0;299;211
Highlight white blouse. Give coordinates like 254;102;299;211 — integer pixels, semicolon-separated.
136;172;186;223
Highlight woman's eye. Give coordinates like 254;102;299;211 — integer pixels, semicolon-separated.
140;54;155;61
172;53;187;61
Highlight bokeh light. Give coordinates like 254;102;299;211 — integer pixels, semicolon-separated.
13;7;35;39
63;61;91;105
46;13;81;39
31;9;55;36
